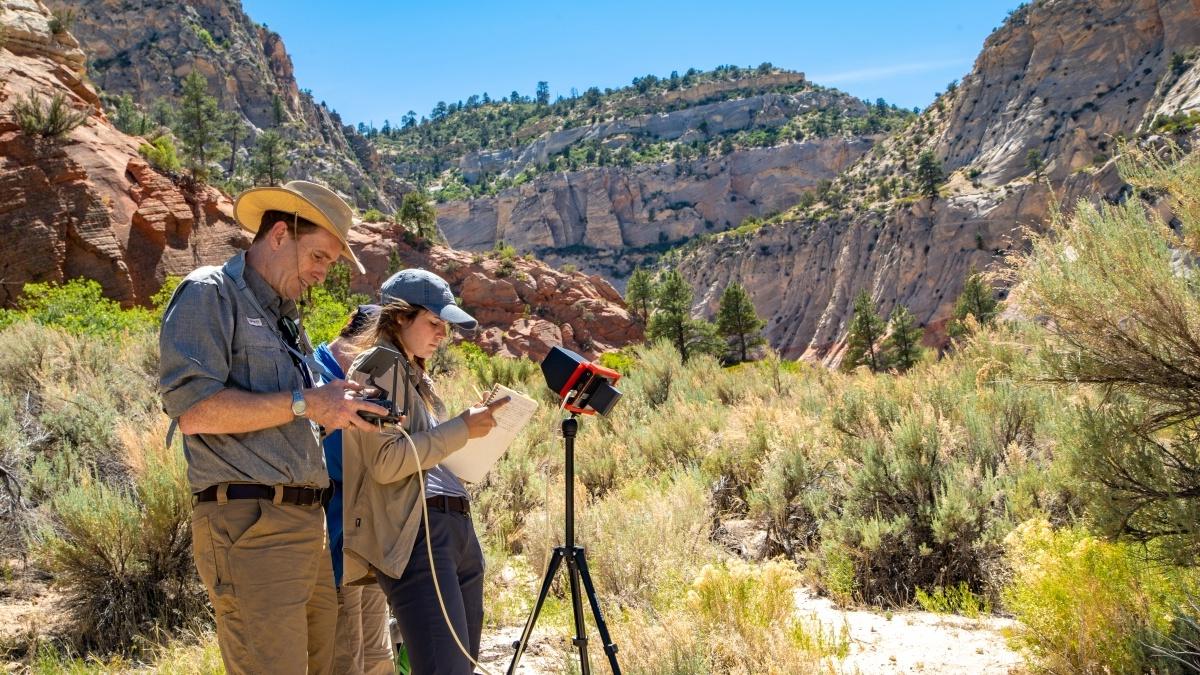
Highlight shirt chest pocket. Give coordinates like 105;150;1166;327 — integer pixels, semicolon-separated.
231;322;289;393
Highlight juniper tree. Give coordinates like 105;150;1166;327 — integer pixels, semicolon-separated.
250;130;290;186
915;150;944;200
175;71;230;182
842;290;888;372
883;304;923;372
947;270;999;339
716;281;766;363
625;267;653;322
1026;148;1045;178
398;191;438;241
646;270;723;363
272;93;285;127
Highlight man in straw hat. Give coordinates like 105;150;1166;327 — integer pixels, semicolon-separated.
159;181;389;674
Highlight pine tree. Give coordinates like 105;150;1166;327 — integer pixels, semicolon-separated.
883;304;923;372
250;130;290;186
398;191;438;241
272;93;285;128
842;290;888;372
625;267;653;322
914;149;944;200
948;271;999;339
1025;148;1044;178
646;270;723;363
716;281;766;363
175;71;229;182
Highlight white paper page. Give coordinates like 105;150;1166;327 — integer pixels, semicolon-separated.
441;384;539;482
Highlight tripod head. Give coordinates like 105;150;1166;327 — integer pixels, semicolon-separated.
541;346;622;416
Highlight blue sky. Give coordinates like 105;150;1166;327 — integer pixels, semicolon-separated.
241;1;1025;127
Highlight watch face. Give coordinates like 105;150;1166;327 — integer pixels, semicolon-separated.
292;391;306;416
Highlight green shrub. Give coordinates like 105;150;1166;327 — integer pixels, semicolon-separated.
8;279;154;336
300;286;358;347
361;208;386;222
138;136;182;173
467;352;538;389
914;581;991;618
1003;518;1199;673
688;558;849;669
48;7;75;35
32;434;206;653
13;91;88;139
597;349;636;375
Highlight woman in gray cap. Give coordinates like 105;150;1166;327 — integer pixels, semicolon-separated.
340;268;509;675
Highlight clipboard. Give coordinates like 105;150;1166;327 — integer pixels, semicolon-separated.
441;384;538;483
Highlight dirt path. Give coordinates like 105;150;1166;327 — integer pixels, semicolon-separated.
475;587;1025;675
794;587;1025;674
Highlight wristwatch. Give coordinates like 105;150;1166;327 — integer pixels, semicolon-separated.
291;389;307;417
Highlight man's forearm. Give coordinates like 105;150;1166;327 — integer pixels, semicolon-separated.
178;388;295;435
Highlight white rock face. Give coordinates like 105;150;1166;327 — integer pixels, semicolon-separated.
681;0;1200;364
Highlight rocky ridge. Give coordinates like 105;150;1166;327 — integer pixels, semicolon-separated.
0;0;244;307
348;225;640;360
678;0;1200;363
441;137;870;282
48;0;396;210
0;0;640;358
458;83;834;180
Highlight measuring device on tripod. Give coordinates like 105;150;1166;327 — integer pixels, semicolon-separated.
509;346;624;675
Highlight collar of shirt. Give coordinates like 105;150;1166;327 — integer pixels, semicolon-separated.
242;256;298;322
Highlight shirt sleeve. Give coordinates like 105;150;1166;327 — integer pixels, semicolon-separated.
158;279;234;419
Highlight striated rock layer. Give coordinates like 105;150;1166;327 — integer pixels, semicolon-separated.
440;137;871;282
0;0;244;307
680;0;1200;365
48;0;395;210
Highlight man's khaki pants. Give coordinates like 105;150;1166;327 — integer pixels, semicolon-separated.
192;497;338;674
334;583;395;674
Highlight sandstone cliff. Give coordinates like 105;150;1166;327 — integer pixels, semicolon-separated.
48;0;395;210
348;226;641;360
678;0;1200;364
0;0;245;308
0;0;640;359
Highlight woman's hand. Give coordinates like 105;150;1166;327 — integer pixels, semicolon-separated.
459;396;511;438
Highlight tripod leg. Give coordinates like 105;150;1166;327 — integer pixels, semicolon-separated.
574;547;622;675
566;552;591;675
508;548;566;675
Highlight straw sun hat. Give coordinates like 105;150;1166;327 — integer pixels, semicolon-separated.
233;180;365;273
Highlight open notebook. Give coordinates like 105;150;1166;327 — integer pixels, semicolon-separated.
441;384;539;483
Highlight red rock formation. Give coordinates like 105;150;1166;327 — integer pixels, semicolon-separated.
0;0;244;307
348;223;641;360
0;0;643;358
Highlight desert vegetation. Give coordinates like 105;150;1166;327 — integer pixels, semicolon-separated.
4;147;1200;672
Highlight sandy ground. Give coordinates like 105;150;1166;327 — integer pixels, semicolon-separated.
474;586;1024;675
0;575;1024;674
794;586;1025;674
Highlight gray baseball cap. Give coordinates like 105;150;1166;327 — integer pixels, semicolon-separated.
379;269;478;330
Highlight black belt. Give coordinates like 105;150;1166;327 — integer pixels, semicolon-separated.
194;483;328;507
426;495;470;514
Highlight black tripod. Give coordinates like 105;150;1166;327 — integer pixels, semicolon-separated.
508;415;622;675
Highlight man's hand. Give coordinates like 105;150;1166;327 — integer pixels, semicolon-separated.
459;396;511;439
304;379;389;432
